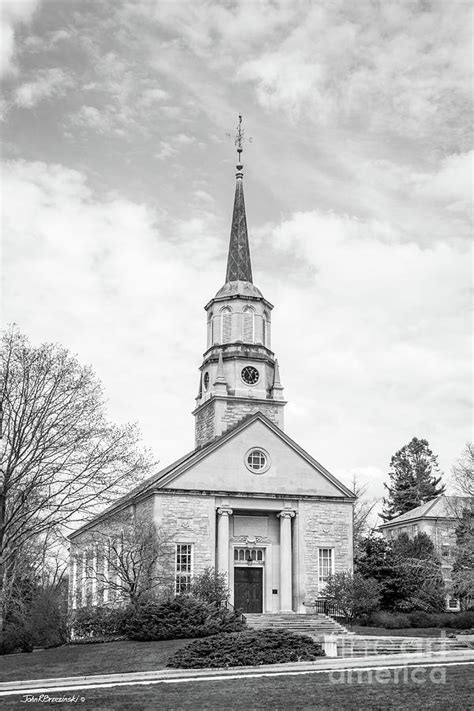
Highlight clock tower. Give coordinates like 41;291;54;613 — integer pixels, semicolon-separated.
193;118;286;448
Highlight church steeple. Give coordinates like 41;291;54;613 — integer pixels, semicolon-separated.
193;116;286;448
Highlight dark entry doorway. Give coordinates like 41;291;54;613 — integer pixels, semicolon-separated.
234;567;263;613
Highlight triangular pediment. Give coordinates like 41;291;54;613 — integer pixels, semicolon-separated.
158;414;353;498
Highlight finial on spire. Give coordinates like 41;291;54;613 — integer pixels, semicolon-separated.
230;114;252;170
235;114;244;165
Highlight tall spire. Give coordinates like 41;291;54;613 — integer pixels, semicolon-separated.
225;115;253;284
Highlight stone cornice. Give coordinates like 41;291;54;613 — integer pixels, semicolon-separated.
200;342;276;364
204;293;274;311
158;488;355;504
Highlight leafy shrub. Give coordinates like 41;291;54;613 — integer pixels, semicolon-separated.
30;584;68;648
447;611;474;629
323;572;381;622
407;611;434;628
167;629;325;668
0;623;34;655
71;606;129;639
370;611;411;629
123;595;245;641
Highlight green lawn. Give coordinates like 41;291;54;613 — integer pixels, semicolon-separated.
0;639;191;682
351;626;454;637
1;663;471;710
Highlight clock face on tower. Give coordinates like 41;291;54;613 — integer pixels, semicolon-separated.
203;372;210;390
241;365;259;385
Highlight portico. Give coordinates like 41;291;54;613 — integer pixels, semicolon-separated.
217;503;298;614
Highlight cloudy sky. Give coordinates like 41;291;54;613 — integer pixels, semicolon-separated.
1;0;472;508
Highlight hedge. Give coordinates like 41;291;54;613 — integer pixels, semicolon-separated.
167;629;325;668
122;596;245;641
368;610;474;629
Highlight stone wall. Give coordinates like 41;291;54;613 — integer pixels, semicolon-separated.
195;399;216;448
221;400;281;432
155;493;216;576
300;500;353;602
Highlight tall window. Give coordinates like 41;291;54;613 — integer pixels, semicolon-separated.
242;306;255;343
175;544;193;593
318;548;334;590
207;311;213;347
263;311;270;347
220;307;232;343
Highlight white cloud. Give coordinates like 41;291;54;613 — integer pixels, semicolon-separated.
0;0;40;77
154;141;177;159
140;87;169;105
2;159;222;460
14;67;73;107
413;151;473;215
258;208;472;480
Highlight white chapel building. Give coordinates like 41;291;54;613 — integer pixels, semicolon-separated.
69;144;355;615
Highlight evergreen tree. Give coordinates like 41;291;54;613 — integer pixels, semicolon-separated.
392;532;446;611
355;533;446;612
355;535;404;610
381;437;445;521
452;507;474;610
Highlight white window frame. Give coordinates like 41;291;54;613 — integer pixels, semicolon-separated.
318;548;335;592
175;543;194;594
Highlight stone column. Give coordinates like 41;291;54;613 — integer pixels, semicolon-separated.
103;541;110;604
91;544;98;606
278;510;295;613
217;507;233;579
81;550;87;606
71;556;77;610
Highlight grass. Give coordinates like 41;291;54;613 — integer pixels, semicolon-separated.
351;626;454;637
0;639;191;682
1;663;471;710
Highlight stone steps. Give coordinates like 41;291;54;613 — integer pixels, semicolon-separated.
244;613;352;637
335;636;472;658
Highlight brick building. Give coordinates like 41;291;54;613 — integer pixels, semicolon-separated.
69;142;355;615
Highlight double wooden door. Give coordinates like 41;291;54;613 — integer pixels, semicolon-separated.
234;567;263;613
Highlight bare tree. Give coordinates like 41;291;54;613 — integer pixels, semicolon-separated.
451;443;474;497
351;476;379;549
83;516;174;605
0;327;154;636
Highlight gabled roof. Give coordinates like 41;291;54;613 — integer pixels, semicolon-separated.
379;495;471;528
70;412;355;538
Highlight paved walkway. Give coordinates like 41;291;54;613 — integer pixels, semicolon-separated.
1;649;473;697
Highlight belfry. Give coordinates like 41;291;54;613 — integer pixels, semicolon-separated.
69;117;355;615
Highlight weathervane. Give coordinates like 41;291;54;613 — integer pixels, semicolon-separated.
227;114;252;166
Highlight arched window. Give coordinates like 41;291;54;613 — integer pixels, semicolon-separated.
233;548;265;563
220;306;232;343
263;311;270;348
207;311;213;347
242;306;255;343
